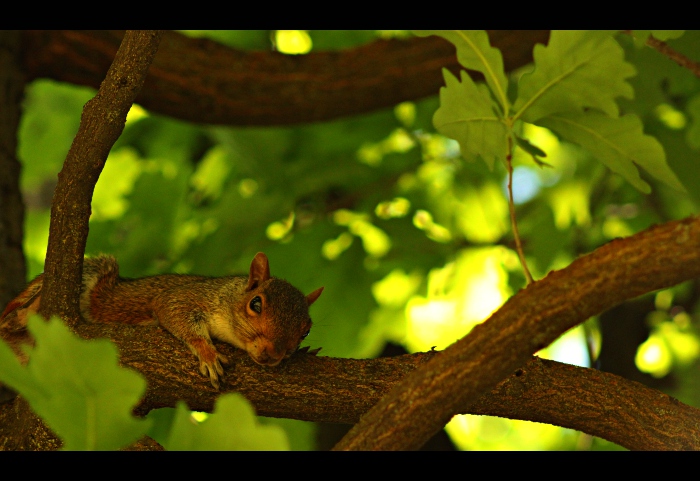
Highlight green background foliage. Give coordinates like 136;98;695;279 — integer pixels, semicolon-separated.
8;30;700;450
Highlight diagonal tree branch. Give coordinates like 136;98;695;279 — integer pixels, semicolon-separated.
38;31;163;325
4;215;698;450
20;30;549;126
333;215;700;450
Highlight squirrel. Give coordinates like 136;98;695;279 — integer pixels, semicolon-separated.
0;252;323;390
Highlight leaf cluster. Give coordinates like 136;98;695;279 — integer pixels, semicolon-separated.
0;316;287;450
418;30;684;194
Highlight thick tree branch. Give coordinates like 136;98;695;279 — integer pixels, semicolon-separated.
38;31;163;324
0;31;27;309
20;30;549;126
3;216;699;450
4;320;698;450
333;215;700;450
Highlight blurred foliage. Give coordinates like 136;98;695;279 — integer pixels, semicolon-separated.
14;30;700;450
0;316;286;450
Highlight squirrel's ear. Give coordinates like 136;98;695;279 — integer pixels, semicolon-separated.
306;287;324;306
247;252;271;290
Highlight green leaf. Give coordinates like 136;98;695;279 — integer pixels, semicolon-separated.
514;134;551;168
433;68;508;170
0;316;149;450
651;30;685;41
630;30;653;48
157;394;289;450
538;111;685;193
631;30;685;46
414;30;509;112
0;334;44;401
514;31;636;123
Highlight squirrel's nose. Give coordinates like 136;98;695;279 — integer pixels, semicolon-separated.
256;349;284;366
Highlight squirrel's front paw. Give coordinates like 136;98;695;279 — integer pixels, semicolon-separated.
188;339;230;389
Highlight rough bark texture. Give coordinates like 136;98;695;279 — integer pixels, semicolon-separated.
20;30;549;126
38;31;163;325
3;216;699;450
333;216;700;450
0;31;27;309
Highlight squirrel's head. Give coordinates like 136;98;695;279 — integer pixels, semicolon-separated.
238;252;323;366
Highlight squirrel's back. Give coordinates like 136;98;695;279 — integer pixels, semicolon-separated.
80;255;220;325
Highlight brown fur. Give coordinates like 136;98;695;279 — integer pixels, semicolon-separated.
1;253;323;390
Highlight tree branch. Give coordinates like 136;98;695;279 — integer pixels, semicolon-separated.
4;320;698;450
0;31;26;308
38;31;163;324
20;30;549;126
333;215;700;450
3;215;699;450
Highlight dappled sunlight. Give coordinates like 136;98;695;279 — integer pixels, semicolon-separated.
637;333;673;377
405;248;511;352
274;30;312;55
92;148;142;221
125;104;148;125
446;414;579;450
266;211;295;241
330;209;392;258
357;128;416;166
655;103;687;130
455;182;509;243
372;269;422;308
537;325;590;368
548;181;592;229
375;197;411;219
190;146;232;201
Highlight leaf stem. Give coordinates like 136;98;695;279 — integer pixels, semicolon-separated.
506;136;534;284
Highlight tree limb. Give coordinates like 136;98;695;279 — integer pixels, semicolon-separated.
0;31;27;309
20;30;549;126
333;215;700;450
3;215;699;450
38;31;163;324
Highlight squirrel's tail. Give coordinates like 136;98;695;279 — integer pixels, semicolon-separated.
79;255;119;321
0;255;119;325
0;274;43;324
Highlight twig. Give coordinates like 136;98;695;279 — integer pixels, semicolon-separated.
645;35;700;79
506;136;534;284
623;31;700;79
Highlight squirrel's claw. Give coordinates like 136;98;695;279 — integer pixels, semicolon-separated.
199;358;223;390
191;341;229;390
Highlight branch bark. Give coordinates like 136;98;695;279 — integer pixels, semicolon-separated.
38;31;163;324
333;215;700;450
20;30;549;126
0;31;27;308
3;215;699;450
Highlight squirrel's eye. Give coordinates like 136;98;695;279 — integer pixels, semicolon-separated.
250;296;262;314
300;328;310;340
